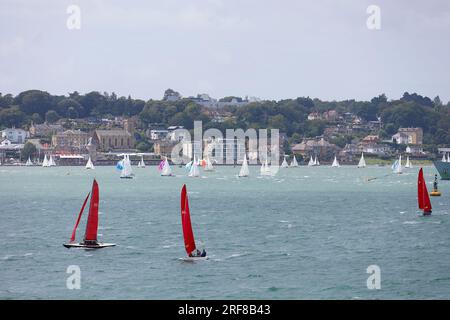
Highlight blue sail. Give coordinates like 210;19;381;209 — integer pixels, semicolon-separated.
116;160;124;170
185;161;193;171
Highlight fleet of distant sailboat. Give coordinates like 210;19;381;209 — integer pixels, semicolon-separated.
54;153;438;253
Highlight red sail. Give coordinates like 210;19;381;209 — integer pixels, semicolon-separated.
418;168;432;213
70;192;90;242
181;184;196;255
84;179;99;241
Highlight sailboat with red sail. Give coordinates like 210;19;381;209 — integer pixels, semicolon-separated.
417;168;432;216
180;184;207;260
63;179;116;248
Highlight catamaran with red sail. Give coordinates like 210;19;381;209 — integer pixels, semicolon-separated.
64;179;116;249
417;168;432;216
180;184;207;260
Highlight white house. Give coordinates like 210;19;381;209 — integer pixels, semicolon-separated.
167;126;188;142
391;132;410;145
149;129;169;140
1;128;29;144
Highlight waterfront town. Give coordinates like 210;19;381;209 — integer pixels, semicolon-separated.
0;89;438;166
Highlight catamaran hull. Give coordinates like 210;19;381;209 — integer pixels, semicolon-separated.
120;176;133;179
63;243;116;249
434;161;450;180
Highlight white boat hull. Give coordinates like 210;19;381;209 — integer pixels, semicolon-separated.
63;242;116;249
179;256;209;262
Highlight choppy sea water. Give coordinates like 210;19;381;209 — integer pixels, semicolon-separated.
0;165;449;299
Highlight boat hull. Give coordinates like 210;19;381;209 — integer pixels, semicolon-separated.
63;243;116;249
179;256;209;262
433;161;450;180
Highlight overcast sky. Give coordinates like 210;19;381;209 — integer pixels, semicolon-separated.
1;0;449;102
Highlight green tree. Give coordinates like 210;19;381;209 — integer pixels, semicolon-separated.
0;106;26;127
45;110;60;123
21;141;37;160
56;98;84;118
18;90;53;116
31;113;44;124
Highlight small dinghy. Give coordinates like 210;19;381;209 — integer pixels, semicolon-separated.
120;155;134;179
160;157;173;176
63;179;116;249
357;152;366;168
290;155;298;167
281;156;289;168
85;156;95;170
331;155;340;168
238;154;249;177
180;184;208;261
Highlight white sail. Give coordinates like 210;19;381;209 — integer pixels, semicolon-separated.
260;160;266;175
405;156;411;168
442;153;447;162
331;156;340;167
281;157;289;168
290;156;298;167
393;155;402;174
313;156;320;166
448;153;450;163
25;157;33;166
308;156;314;167
85;156;95;169
42;155;50;167
264;159;271;175
238;154;249;177
161;158;172;176
357;152;366;168
189;156;200;177
204;156;214;171
137;156;146;168
120;155;134;178
49;155;56;166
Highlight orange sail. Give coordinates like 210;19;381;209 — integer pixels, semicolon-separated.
418;168;432;214
181;184;196;255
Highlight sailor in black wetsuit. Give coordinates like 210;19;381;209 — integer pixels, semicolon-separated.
433;174;438;191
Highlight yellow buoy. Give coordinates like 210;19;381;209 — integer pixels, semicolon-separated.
430;190;441;196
